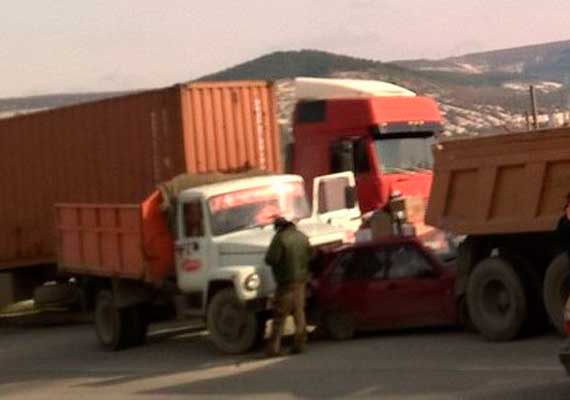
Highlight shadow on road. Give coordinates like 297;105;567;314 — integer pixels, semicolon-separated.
0;322;567;399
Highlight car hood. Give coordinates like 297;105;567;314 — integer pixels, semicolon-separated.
217;220;347;255
383;171;432;200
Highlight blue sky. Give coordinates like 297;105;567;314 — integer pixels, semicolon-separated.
1;0;569;97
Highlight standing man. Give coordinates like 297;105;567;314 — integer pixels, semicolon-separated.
264;217;312;356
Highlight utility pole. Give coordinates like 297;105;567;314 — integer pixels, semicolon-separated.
530;85;538;130
525;111;531;131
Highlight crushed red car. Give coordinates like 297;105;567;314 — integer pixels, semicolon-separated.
308;236;458;340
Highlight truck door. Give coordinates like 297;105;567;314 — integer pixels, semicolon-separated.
331;138;382;213
174;198;210;295
312;171;362;232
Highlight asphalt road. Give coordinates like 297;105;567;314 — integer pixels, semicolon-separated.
1;319;569;400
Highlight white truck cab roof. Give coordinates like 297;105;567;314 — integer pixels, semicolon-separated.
177;174;304;201
295;77;416;100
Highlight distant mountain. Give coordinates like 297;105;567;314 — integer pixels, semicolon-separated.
0;91;130;119
394;39;570;82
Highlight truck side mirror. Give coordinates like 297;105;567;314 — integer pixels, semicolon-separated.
344;186;357;209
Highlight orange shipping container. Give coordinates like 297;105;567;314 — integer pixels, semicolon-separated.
0;81;281;271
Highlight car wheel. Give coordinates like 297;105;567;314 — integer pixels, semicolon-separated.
325;311;355;340
458;296;476;332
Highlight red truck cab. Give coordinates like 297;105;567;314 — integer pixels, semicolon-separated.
291;78;443;214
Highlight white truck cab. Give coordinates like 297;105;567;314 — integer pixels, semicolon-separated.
172;173;358;353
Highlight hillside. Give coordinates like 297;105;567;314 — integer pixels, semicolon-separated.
0;91;130;119
199;50;414;82
394;39;570;81
3;42;570;136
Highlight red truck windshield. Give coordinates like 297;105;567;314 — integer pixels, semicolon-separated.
374;136;435;173
208;182;311;236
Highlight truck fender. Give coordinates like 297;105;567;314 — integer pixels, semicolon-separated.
207;266;273;303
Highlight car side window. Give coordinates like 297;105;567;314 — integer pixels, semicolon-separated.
331;249;388;281
388;244;434;279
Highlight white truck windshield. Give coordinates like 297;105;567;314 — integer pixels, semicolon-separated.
208;182;311;235
374;136;435;173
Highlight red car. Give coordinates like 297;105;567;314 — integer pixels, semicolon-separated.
308;237;458;340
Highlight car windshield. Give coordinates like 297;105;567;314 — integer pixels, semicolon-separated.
374;136;435;173
208;182;310;236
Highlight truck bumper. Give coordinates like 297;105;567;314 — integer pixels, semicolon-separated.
246;297;270;312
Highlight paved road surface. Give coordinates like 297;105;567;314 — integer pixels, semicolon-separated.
1;320;569;399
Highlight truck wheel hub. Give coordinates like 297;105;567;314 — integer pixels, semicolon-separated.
217;304;246;339
482;280;511;317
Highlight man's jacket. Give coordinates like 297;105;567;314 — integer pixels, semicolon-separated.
265;224;312;286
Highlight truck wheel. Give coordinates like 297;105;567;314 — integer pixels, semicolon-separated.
95;290;142;351
467;257;527;341
325;311;355;340
207;288;261;354
126;304;149;347
34;283;79;307
543;254;570;335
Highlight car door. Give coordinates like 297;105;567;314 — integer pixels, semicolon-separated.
318;250;371;324
368;243;453;328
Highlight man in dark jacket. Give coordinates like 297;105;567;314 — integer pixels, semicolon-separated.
264;217;312;356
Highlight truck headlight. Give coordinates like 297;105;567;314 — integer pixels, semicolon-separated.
244;273;261;291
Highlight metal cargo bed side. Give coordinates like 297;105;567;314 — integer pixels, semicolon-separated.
426;128;570;235
56;204;150;281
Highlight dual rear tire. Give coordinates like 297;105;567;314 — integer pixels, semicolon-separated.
468;254;569;341
543;254;570;335
95;290;148;351
467;257;527;341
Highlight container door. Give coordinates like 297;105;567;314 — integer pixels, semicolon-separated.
174;198;210;295
312;171;361;231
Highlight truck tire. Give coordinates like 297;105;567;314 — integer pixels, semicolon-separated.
207;288;261;354
543;254;570;335
95;290;145;351
501;252;548;335
467;257;527;341
126;304;149;347
34;283;79;307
